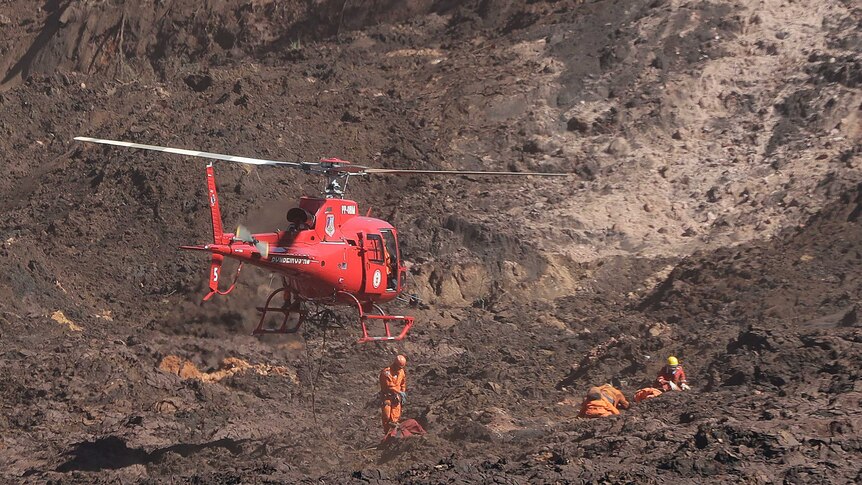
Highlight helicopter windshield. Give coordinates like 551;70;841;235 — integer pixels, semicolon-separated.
380;229;399;291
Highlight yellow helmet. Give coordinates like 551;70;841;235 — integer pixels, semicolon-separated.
667;356;679;366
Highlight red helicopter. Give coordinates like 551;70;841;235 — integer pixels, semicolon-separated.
75;137;566;343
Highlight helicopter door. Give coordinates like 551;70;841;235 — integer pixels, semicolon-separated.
362;233;388;294
380;229;399;292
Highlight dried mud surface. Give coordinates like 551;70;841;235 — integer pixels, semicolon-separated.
0;0;860;483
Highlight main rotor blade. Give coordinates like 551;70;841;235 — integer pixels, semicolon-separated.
75;136;572;177
74;137;303;167
363;168;568;176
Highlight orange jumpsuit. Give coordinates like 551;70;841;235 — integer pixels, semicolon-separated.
383;247;396;289
579;398;621;417
379;365;406;433
384;248;392;276
597;384;630;410
578;385;625;418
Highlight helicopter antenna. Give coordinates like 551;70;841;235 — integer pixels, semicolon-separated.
340;174;351;197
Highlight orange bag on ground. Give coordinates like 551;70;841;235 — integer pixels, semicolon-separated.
634;387;663;403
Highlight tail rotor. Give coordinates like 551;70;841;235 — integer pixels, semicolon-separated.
235;224;270;259
255;241;270;259
235;225;254;243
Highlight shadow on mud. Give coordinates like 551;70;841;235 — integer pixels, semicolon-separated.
56;436;245;472
377;438;420;466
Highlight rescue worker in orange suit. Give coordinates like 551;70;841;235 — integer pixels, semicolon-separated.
382;244;396;290
655;356;690;391
578;384;629;418
380;354;407;434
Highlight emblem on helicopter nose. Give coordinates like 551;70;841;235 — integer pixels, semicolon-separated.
325;214;335;237
372;269;382;288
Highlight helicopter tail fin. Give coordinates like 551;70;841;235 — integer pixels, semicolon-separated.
206;163;225;243
202;253;243;301
203;253;224;301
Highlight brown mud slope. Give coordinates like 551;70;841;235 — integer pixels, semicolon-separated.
0;0;860;483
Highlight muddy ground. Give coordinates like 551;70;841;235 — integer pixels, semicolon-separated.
0;0;860;483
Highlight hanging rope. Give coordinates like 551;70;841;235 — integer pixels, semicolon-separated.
303;303;329;425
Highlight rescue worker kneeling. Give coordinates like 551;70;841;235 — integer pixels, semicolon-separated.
655;356;691;391
380;354;407;434
578;383;630;418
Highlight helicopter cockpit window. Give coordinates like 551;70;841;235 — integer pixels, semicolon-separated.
366;234;385;263
380;229;399;291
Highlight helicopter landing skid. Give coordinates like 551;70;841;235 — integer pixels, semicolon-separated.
337;292;415;343
253;284;305;335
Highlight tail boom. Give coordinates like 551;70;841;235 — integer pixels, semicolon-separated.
207;163;225;244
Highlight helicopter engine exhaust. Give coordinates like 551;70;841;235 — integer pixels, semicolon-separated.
287;207;315;228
